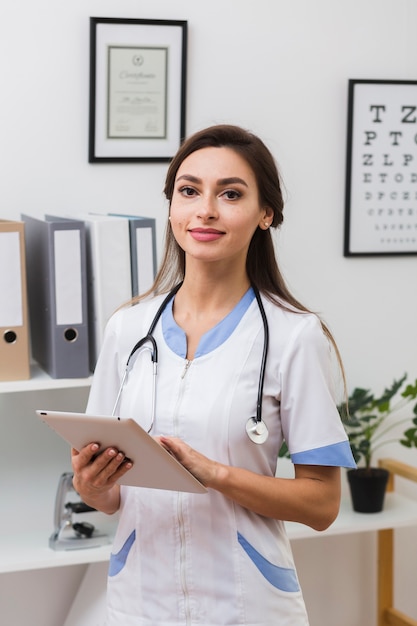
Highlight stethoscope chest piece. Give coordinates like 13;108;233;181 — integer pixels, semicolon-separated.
246;417;269;444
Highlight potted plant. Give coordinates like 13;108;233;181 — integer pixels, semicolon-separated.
338;373;417;513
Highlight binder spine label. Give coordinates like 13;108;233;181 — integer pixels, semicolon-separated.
136;227;154;293
0;231;23;327
54;229;83;325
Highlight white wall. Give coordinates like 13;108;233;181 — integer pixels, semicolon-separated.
1;1;417;624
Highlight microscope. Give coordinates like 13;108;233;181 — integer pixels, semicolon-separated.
49;472;112;550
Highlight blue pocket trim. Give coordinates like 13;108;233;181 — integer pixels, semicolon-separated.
238;532;300;592
109;530;136;577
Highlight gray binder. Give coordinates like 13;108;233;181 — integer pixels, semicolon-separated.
109;214;157;297
22;214;90;379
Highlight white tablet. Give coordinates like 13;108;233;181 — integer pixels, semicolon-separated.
36;410;207;494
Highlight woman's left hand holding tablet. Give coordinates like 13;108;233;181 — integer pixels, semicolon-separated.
71;443;133;514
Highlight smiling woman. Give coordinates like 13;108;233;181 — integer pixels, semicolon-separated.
72;124;355;626
168;146;270;268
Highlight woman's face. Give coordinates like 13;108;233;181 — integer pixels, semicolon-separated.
169;146;271;267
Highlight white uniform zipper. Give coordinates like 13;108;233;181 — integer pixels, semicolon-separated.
175;359;192;624
181;359;192;379
178;492;192;624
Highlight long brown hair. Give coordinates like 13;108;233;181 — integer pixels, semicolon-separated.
132;124;345;380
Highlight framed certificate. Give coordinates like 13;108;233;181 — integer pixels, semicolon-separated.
344;79;417;256
89;18;187;162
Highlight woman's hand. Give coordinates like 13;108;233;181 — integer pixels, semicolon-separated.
159;436;220;486
71;443;133;514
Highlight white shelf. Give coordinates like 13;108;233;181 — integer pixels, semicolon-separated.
286;492;417;540
0;531;113;573
2;493;417;574
0;512;118;573
0;362;92;394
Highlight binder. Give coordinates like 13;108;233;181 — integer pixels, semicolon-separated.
0;220;30;381
109;214;157;297
69;213;132;370
21;214;90;379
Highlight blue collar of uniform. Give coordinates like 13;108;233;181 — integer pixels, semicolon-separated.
162;287;255;358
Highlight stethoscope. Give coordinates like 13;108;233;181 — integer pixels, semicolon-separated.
111;283;270;444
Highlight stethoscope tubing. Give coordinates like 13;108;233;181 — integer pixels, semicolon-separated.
111;283;269;442
111;284;182;420
253;287;269;426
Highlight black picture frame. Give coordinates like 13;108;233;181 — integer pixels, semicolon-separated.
344;79;417;256
89;17;187;163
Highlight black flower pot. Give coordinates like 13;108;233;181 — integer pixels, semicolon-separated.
347;468;390;513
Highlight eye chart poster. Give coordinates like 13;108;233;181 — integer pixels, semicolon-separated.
344;80;417;256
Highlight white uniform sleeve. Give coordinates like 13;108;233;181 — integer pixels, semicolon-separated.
279;314;355;468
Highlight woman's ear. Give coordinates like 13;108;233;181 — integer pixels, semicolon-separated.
259;207;274;229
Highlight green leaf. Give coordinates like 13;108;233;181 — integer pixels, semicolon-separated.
377;400;390;413
348;388;375;413
360;414;378;424
402;380;417;400
400;440;412;448
279;441;290;458
374;374;407;409
402;427;417;447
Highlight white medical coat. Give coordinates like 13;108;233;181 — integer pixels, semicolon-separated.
87;290;355;626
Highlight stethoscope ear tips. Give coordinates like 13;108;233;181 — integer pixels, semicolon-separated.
246;416;269;444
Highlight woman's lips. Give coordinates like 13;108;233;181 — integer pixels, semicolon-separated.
189;228;225;242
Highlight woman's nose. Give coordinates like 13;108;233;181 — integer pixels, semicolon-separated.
196;195;218;220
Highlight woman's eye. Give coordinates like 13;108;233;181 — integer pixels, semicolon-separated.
179;186;197;197
222;189;241;200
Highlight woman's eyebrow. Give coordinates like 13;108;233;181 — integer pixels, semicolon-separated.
218;177;248;187
176;174;248;187
176;174;201;184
